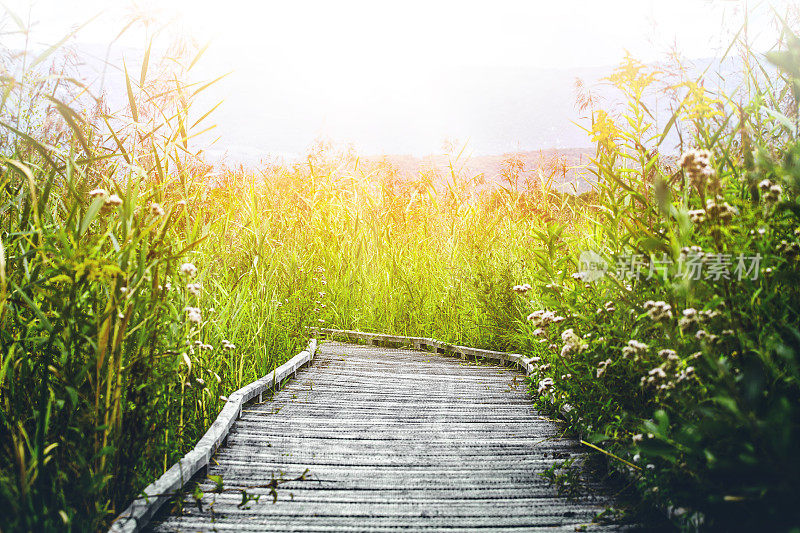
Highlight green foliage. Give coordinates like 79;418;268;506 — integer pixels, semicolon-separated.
0;20;314;531
516;19;800;531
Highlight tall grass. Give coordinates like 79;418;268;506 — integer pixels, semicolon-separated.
0;17;320;530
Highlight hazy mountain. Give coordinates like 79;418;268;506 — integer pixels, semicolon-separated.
31;43;763;193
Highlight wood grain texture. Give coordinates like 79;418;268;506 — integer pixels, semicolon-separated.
149;341;623;532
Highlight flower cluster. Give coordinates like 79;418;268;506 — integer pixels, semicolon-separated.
596;300;616;315
527;309;566;327
622;339;648;358
184;306;202;324
150;202;165;217
759;179;782;205
679;149;717;191
560;328;587;359
106;194;123;206
678;307;720;332
180;262;198;278
777;240;800;261
193;339;213;351
705;196;738;223
695;329;720;344
658;349;679;361
644;300;672;322
571;271;588;281
537;377;554;394
687;209;706;224
88;187;124;207
222;339;236;350
187;282;201;296
512;283;532;294
640;348;695;394
596;358;612;378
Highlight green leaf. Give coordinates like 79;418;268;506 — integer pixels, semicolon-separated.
140;38;152;87
208;474;224;492
762;106;797;136
124;60;139;123
80;196;106;236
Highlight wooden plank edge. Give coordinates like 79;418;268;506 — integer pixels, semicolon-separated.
107;339;318;533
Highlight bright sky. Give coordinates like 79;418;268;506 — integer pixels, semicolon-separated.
1;0;795;157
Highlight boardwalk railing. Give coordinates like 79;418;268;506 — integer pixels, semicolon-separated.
108;339;318;533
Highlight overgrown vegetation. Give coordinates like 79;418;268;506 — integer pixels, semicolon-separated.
518;15;800;531
1;5;799;532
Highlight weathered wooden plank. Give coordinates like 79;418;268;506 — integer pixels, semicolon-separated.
108;340;317;533
149;340;619;532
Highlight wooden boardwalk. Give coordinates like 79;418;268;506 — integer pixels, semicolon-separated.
149;340;621;532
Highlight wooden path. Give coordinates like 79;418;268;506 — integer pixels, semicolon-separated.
147;340;622;532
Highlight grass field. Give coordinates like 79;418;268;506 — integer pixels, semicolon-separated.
2;7;800;532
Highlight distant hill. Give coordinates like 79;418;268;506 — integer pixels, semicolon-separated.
365;148;595;194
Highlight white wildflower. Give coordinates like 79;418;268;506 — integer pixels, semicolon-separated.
512;283;532;294
679;149;716;190
150;202;165;217
527;310;557;327
679;308;699;331
89;188;107;198
596;358;612;378
180;262;198;278
222;339;236;350
622;339;648;358
187;282;201;296
184;306;202;324
658;349;679;362
759;179;782;205
560;328;587;359
705;196;738;222
688;209;706;224
105;194;123;206
644;300;673;322
777;240;800;260
537;377;554;394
